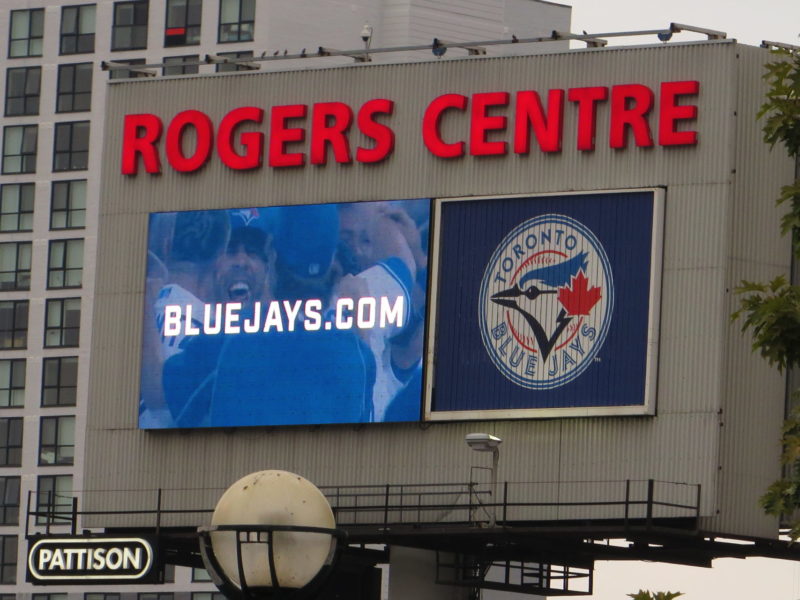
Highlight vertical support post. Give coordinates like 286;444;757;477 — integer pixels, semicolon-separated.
502;480;508;524
71;496;78;535
46;490;53;535
695;484;702;531
468;482;475;525
24;490;32;538
156;488;162;535
624;479;630;527
646;479;654;528
490;447;499;527
384;484;390;528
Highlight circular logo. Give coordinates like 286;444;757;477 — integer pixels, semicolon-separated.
479;214;613;389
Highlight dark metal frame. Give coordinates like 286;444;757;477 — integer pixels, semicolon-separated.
23;478;800;596
197;524;344;600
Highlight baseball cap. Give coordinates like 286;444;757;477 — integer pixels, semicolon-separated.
227;207;272;234
170;210;231;263
272;204;339;278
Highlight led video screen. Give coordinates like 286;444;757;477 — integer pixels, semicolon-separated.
139;199;430;428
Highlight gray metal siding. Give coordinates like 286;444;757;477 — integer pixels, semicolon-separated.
713;45;794;538
85;41;786;537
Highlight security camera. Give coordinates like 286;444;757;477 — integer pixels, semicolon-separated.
465;433;502;451
361;23;373;44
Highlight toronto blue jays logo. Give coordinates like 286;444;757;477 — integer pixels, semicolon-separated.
230;207;261;227
479;214;613;389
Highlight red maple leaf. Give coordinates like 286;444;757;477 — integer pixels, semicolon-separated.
557;270;601;316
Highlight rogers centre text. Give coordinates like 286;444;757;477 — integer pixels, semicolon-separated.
121;81;699;174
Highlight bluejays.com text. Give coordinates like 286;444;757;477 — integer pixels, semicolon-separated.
162;295;405;336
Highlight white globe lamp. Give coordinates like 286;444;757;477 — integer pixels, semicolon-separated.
199;470;341;599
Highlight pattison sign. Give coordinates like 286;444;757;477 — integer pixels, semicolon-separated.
120;81;699;174
28;536;158;584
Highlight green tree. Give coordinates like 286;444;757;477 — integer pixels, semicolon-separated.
732;48;800;535
627;591;683;600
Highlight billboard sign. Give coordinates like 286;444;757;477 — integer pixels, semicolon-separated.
140;198;430;428
428;189;662;419
27;536;158;584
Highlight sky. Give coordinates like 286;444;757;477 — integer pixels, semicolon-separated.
537;2;800;599
566;0;799;48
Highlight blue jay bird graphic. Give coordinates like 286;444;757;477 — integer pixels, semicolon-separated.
491;252;588;361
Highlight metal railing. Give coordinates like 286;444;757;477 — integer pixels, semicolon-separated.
26;479;701;536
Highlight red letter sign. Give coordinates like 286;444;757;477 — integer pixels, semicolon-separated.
356;99;395;163
165;110;214;172
217;107;264;170
269;104;307;167
514;89;565;153
610;84;654;149
659;80;699;146
121;114;162;174
422;94;468;158
470;91;509;156
568;87;608;151
311;102;354;165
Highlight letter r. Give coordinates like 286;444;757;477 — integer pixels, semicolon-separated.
121;114;163;174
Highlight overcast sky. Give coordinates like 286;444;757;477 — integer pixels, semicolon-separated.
539;2;800;599
566;0;798;47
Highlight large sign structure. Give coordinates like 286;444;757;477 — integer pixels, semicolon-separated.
86;41;792;558
140;189;660;428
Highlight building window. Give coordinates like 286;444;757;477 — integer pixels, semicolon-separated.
218;0;254;43
0;477;20;526
0;301;28;350
2;124;37;174
48;239;84;289
108;58;147;79
163;55;200;75
0;242;31;291
42;357;78;407
112;1;149;51
191;594;225;600
0;536;16;584
44;298;80;348
39;415;75;466
86;594;121;600
51;180;87;230
0;359;25;408
162;563;175;583
5;66;41;117
138;594;173;600
9;9;44;58
35;596;68;600
0;184;34;233
0;418;22;467
61;4;96;55
57;63;93;113
53;121;90;172
165;0;201;46
215;50;253;73
36;475;72;526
